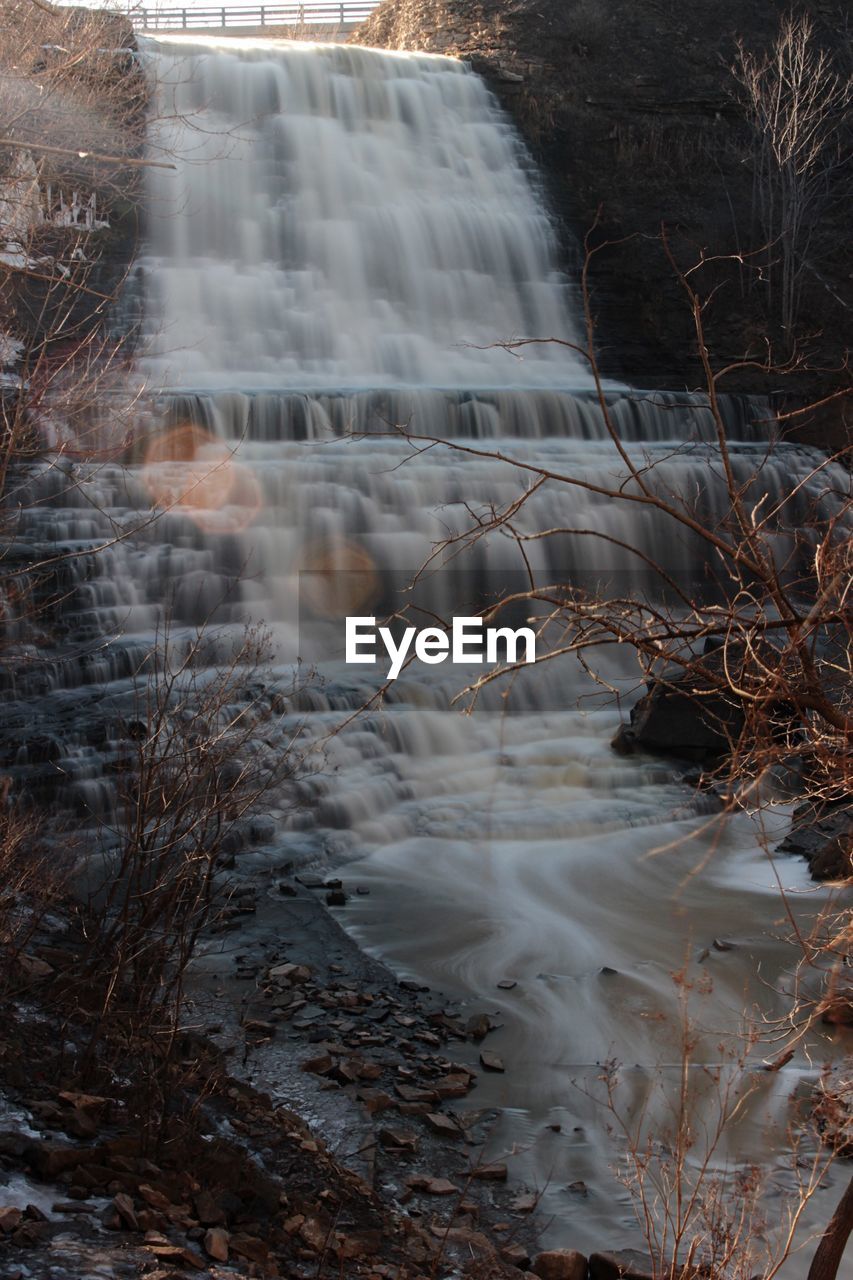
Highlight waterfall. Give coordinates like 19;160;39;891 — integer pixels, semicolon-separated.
6;36;847;1273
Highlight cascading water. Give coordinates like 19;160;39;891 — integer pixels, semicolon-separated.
9;34;849;1274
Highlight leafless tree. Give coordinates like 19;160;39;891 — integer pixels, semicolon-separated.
733;11;852;343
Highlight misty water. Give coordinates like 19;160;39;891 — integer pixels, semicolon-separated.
15;34;849;1274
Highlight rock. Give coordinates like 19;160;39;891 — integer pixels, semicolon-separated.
424;1112;463;1138
589;1248;656;1279
333;1228;382;1259
434;1073;472;1098
469;1162;508;1181
0;1207;22;1234
466;1013;491;1040
203;1227;229;1261
497;979;517;990
533;1249;588;1280
396;1084;439;1104
407;1175;460;1195
357;1088;395;1114
480;1050;505;1072
612;663;746;762
25;1141;86;1178
296;873;325;888
57;1090;109;1113
378;1127;419;1151
194;1190;225;1227
326;889;347;906
503;1242;531;1266
16;953;54;981
301;1054;336;1076
778;801;852;881
231;1233;269;1264
512;1192;538;1213
268;961;311;984
145;1242;206;1269
112;1191;138;1230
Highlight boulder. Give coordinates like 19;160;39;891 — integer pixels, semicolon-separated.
589;1250;656;1279
532;1248;588;1280
204;1227;230;1262
778;801;852;882
612;668;744;763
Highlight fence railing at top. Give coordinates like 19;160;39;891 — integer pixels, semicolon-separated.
132;2;381;29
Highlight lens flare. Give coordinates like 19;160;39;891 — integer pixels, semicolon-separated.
299;540;380;619
142;423;263;533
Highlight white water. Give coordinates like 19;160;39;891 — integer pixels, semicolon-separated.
139;38;588;390
11;34;849;1276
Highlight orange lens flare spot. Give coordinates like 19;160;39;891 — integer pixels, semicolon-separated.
142;423;263;533
299;540;379;619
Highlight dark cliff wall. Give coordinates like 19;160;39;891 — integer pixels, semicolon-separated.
353;0;852;425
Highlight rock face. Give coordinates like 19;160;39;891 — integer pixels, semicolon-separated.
353;0;851;412
611;667;745;763
779;802;853;881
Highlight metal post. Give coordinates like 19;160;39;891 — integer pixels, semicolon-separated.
182;8;187;27
221;6;226;25
260;4;266;25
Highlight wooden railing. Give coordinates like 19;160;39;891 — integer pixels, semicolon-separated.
132;2;381;29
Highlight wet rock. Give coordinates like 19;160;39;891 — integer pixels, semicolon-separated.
532;1251;588;1280
25;1140;86;1178
611;658;747;763
589;1248;656;1279
378;1127;418;1151
112;1191;138;1230
231;1233;269;1264
424;1112;463;1139
434;1073;472;1098
145;1242;207;1269
480;1050;505;1072
512;1192;538;1213
497;979;517;990
296;873;325;888
0;1207;22;1234
357;1088;395;1114
406;1174;460;1195
268;961;311;984
395;1083;439;1104
503;1242;531;1267
469;1162;508;1181
466;1013;491;1040
778;801;852;881
326;889;347;906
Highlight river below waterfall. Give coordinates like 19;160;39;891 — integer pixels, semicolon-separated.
12;31;849;1276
